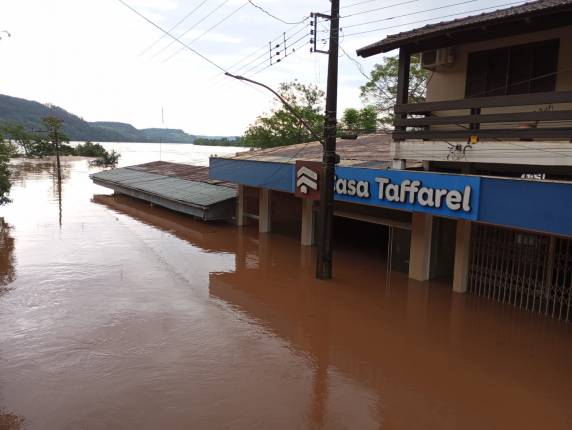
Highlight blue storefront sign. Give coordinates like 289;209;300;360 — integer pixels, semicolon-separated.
333;167;481;220
210;156;572;236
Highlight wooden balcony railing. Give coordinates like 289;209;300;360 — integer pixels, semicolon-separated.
393;90;572;141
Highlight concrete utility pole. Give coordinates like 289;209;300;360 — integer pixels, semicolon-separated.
316;0;340;280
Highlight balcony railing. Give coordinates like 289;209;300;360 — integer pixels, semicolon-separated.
393;90;572;141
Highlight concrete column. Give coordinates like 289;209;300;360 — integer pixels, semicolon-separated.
259;188;272;233
453;220;472;293
408;213;433;281
300;199;316;246
236;184;245;226
392;159;406;170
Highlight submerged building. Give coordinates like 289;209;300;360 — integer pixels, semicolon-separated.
210;0;572;321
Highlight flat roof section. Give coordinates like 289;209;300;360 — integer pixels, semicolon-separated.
91;162;236;221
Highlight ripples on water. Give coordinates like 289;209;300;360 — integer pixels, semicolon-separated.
0;143;570;429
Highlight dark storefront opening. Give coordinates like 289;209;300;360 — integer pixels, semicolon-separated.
430;217;457;281
333;215;411;274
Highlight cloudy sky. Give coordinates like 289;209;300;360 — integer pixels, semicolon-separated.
0;0;523;136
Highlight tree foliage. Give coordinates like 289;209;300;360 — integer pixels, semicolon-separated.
243;81;325;148
0;132;11;205
1;120;120;165
340;106;378;134
193;137;246;147
360;54;428;126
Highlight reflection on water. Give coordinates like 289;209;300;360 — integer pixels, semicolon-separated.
0;153;571;429
0;219;15;289
0;411;24;430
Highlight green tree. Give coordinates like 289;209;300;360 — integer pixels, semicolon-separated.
340;106;379;135
0;131;12;205
360;54;428;126
243;81;325;148
341;108;360;131
2;123;34;156
359;106;378;133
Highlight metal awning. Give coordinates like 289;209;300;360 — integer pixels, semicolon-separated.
91;164;236;221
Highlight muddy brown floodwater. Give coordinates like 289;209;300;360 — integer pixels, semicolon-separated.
0;154;571;430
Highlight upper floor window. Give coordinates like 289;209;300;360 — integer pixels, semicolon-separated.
465;39;559;98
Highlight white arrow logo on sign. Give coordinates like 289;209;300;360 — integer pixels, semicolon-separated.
296;166;319;194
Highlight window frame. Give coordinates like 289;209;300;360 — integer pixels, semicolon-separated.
465;38;560;98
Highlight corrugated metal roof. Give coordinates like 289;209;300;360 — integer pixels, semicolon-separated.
91;168;236;208
357;0;572;56
127;161;236;188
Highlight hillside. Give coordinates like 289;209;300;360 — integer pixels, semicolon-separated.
0;94;212;143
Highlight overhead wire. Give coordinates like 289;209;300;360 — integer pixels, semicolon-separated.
122;0;570;163
246;31;310;77
341;0;479;30
150;0;231;60
209;17;309;89
138;0;209;57
211;22;310;91
342;0;424;19
229;20;309;75
162;0;250;63
247;0;306;25
117;0;226;72
340;1;528;37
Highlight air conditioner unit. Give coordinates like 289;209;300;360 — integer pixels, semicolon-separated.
421;47;456;70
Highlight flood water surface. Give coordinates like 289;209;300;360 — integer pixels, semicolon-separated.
0;145;571;429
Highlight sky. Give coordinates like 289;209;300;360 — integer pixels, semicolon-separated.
0;0;524;136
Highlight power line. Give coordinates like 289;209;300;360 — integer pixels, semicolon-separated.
341;1;527;37
341;0;479;30
247;0;306;25
245;32;310;77
162;1;249;63
151;0;231;60
118;0;321;151
138;0;209;57
117;0;226;72
210;22;310;90
210;19;311;95
342;0;385;9
342;0;424;19
229;22;309;74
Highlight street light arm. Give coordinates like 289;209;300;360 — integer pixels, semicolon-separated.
225;72;324;145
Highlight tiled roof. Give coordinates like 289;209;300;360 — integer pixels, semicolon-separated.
357;0;572;57
215;133;420;169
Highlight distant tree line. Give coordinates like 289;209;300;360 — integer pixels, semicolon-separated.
0;118;121;205
193;136;246;147
1;120;120;164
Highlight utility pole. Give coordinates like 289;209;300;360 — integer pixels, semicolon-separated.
316;0;340;280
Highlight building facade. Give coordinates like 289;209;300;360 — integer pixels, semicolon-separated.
210;0;572;322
